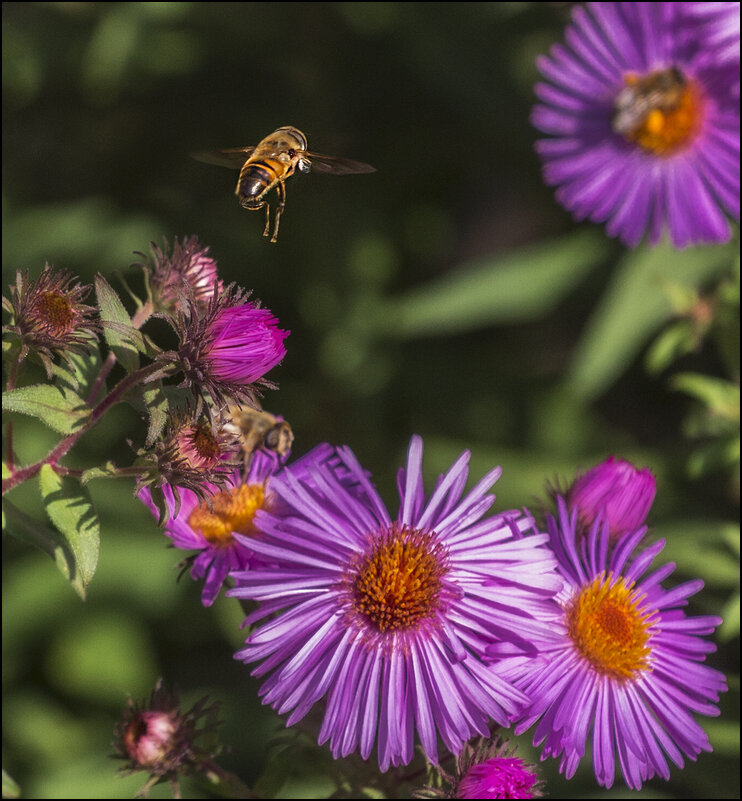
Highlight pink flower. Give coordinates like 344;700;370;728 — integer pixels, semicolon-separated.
205;303;288;385
567;455;655;542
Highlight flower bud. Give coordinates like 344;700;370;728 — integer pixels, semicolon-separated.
113;680;221;798
3;265;99;376
568;456;656;542
145;236;222;313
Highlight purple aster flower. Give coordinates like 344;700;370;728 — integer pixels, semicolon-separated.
566;455;656;543
686;2;741;68
138;445;333;606
507;497;727;790
206;303;288;385
171;284;289;410
228;435;562;771
533;2;740;248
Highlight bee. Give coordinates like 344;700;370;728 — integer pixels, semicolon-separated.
612;66;687;136
226;405;295;468
194;126;375;243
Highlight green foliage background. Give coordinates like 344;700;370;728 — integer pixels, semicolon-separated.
3;3;739;798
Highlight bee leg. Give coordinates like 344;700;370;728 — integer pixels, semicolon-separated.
270;181;287;244
262;203;271;238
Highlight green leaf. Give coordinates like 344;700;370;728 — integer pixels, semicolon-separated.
686;436;740;479
652;519;740;587
2;384;91;435
95;274;141;372
123;378;170;446
671;373;740;420
718;591;740;642
142;380;169;447
39;465;100;599
52;343;105;401
80;461;120;485
644;321;697;375
2;497;87;600
568;239;737;400
382;230;607;337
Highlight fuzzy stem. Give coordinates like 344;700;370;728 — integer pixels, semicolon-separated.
2;361;164;495
86;299;154;404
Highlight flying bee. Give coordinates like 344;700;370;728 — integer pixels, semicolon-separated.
612;66;687;136
225;405;295;468
194;126;375;243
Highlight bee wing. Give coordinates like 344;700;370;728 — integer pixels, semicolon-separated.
305;152;376;175
191;147;256;169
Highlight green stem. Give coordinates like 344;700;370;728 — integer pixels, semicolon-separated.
2;361;165;495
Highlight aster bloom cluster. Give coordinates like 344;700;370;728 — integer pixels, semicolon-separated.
5;10;735;796
3;235;292;581
216;444;725;792
533;1;740;247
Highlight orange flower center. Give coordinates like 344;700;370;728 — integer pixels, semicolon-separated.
34;291;76;336
187;484;265;546
614;67;703;156
566;573;652;681
351;524;448;632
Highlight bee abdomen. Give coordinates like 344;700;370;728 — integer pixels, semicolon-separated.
237;160;282;205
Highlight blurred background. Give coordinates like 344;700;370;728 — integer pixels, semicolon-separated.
2;3;739;798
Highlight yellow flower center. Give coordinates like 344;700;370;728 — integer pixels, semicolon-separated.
34;291;76;336
614;67;703;156
566;573;652;681
187;484;265;546
351;524;448;632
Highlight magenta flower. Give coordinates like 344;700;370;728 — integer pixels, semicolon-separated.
533;2;740;248
508;497;727;790
172;285;289;410
456;757;540;800
229;436;562;771
205;303;288;385
567;455;656;542
413;736;544;799
139;446;333;606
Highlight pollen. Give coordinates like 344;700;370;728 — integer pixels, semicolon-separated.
566;572;653;681
191;426;220;459
187;484;265;546
617;68;703;156
351;524;449;633
33;291;76;336
178;424;221;469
